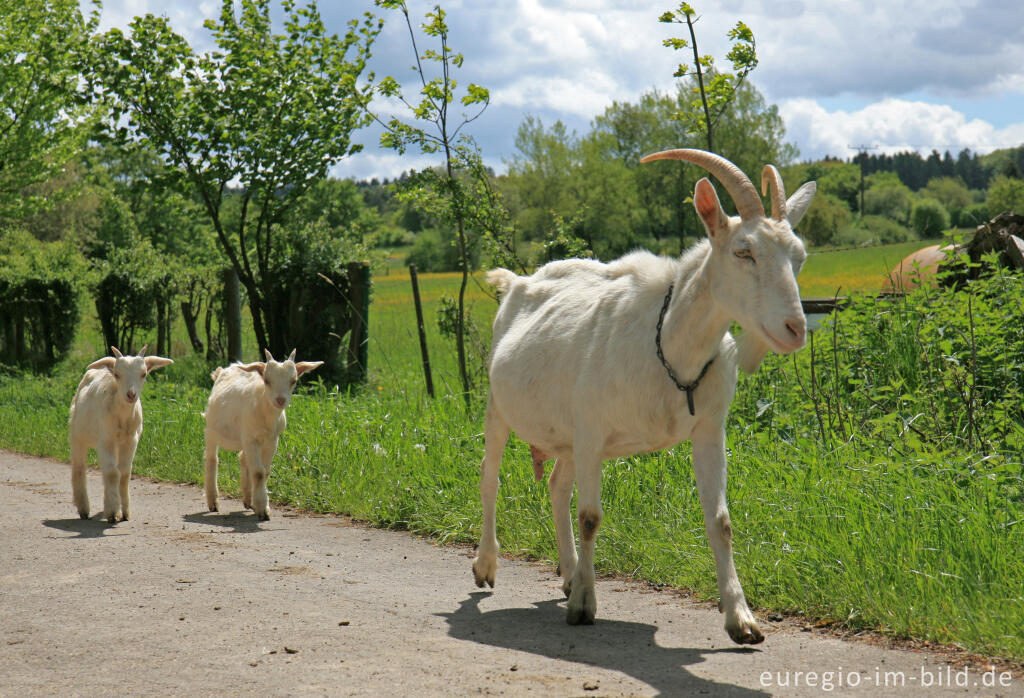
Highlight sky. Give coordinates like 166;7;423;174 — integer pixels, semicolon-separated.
84;0;1024;182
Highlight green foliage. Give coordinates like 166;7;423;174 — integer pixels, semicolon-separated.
799;192;852;246
0;228;83;368
539;211;594;263
817;162;861;212
262;222;372;385
835;215;914;247
91;0;381;353
372;0;512;402
864;178;913;223
659;4;757;150
911;198;951;237
0;0;98;219
957;202;991;228
986;174;1024;215
922;176;972;211
91;236;173;353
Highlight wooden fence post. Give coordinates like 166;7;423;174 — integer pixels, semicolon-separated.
409;264;434;398
346;261;370;384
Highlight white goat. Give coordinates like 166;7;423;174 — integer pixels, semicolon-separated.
202;349;322;521
472;149;816;644
69;346;173;522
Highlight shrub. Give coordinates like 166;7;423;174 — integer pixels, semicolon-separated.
404;227;479;273
958;202;990;228
0;228;83;369
263;222;372;386
911;198;950;237
91;237;171;354
799;193;852;246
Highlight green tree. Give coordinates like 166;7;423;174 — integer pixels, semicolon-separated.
91;0;381;358
986;174;1024;215
371;0;500;403
0;0;98;219
658;3;757;152
922;176;972;211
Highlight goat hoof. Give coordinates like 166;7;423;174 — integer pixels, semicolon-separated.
256;512;270;522
562;580;572;598
472;556;496;588
566;605;595;625
566;586;596;625
729;622;761;642
209;504;218;513
727;620;765;645
78;511;89;520
106;515;117;524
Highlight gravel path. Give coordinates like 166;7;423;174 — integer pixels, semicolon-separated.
1;449;1019;697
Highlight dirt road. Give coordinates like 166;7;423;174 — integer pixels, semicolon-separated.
1;449;1019;697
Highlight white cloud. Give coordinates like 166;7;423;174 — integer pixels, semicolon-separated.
780;97;1024;161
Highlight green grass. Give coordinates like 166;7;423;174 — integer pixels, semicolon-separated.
799;239;945;297
2;242;1022;662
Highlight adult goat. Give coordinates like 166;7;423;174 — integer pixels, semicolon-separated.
472;149;816;644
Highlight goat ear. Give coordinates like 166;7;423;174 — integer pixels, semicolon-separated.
238;362;267;376
144;356;173;372
785;182;817;230
693;178;730;239
295;360;323;376
736;331;773;374
88;357;117;372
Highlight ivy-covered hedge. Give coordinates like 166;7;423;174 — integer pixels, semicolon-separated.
0;228;83;369
263;222;370;386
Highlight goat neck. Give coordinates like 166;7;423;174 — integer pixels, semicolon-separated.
657;246;732;381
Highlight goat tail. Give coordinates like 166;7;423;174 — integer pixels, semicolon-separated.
210;367;223;383
485;268;517;295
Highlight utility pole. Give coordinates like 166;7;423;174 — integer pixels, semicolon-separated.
849;144;877;218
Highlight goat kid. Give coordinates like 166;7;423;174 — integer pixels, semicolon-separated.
69;346;173;522
202;349;322;521
472;149;816;644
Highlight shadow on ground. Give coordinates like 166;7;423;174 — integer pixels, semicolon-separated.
182;510;269;533
439;592;767;697
42;516;127;539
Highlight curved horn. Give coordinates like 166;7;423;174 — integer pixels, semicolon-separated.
640;148;764;220
761;165;787;220
264;348;276;362
110;346;123;359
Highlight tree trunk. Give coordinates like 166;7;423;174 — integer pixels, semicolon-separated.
224;268;242;362
156;296;168;357
181;300;204;354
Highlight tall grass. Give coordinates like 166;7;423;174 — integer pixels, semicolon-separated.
1;249;1021;660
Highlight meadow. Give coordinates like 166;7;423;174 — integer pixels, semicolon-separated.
1;240;1021;662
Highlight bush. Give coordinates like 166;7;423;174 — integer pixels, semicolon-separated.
957;202;990;228
911;198;950;236
91;237;172;354
263;222;371;386
799;193;852;246
0;228;83;369
404;227;479;273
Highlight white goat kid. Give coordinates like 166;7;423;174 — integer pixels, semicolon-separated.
472;149;816;644
69;346;173;523
202;349;322;521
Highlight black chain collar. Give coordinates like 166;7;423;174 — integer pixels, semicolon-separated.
655;283;715;416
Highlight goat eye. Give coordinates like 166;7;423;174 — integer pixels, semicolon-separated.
734;249;755;263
